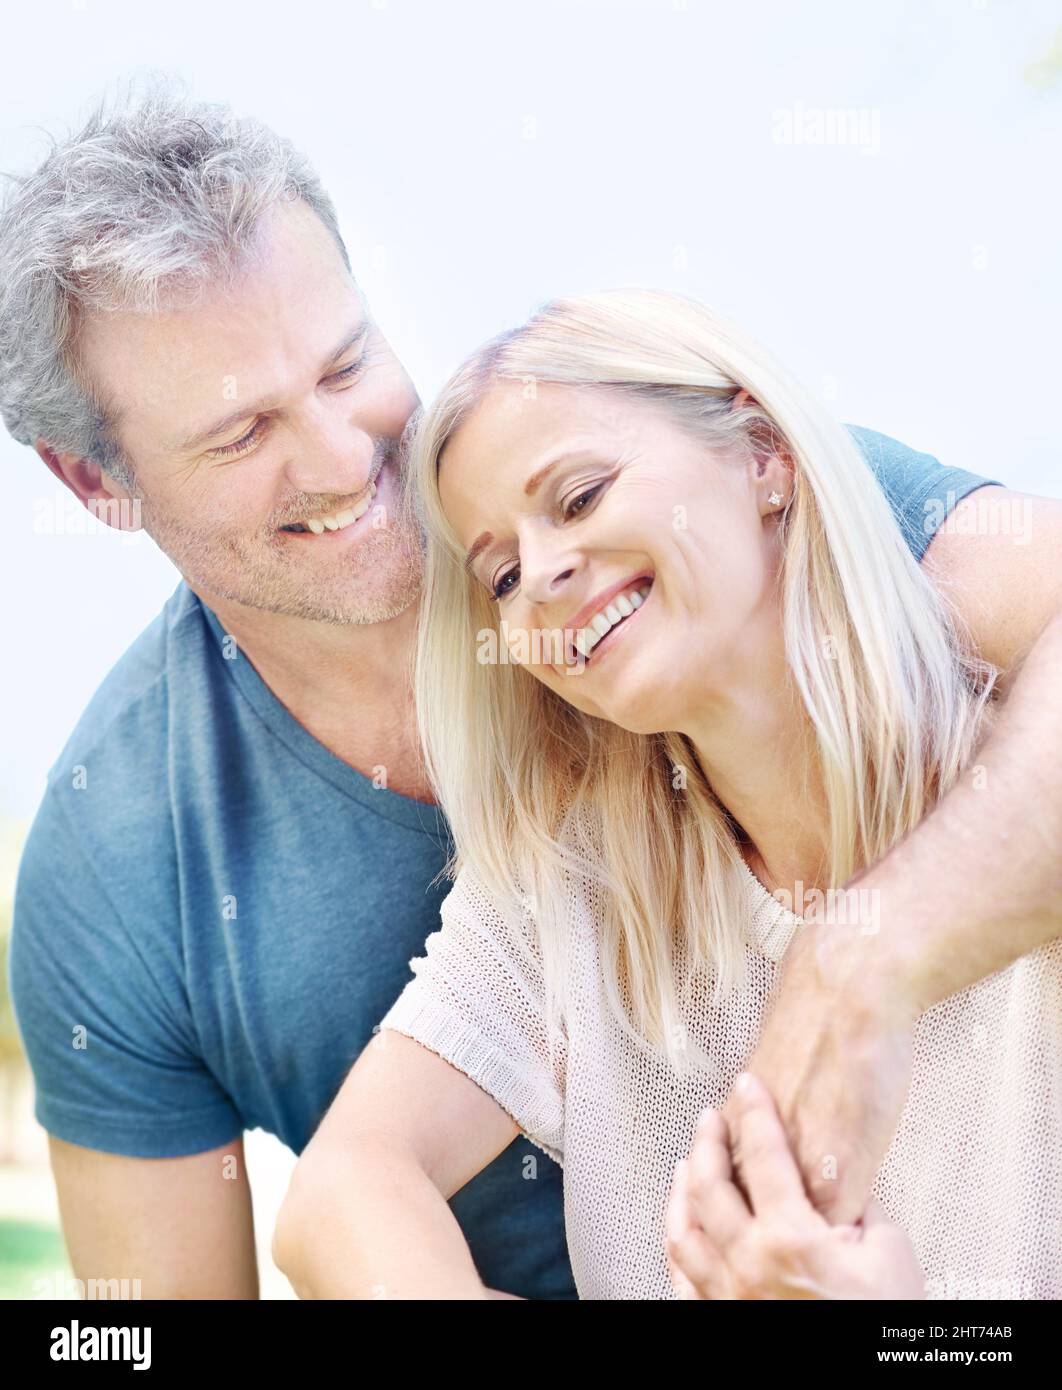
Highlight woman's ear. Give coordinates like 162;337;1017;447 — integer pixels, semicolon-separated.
728;391;794;510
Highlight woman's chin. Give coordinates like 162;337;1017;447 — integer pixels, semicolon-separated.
584;679;678;737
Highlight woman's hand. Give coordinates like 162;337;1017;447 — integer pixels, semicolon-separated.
664;1071;925;1300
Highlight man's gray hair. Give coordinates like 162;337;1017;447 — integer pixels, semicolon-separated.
0;76;352;489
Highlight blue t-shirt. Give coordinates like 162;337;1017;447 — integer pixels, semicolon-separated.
8;425;999;1300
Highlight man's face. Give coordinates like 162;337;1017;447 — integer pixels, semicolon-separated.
75;198;423;625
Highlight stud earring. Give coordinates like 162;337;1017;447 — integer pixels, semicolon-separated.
767;491;784;506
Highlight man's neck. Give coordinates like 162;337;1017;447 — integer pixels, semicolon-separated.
188;582;437;804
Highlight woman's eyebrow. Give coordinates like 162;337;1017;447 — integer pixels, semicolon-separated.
463;532;494;575
462;449;615;574
524;448;602;497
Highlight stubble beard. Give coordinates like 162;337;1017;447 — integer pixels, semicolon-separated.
135;468;427;627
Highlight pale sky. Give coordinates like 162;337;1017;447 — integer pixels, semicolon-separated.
2;0;1060;818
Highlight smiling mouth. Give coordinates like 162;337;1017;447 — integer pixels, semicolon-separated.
569;575;654;668
279;484;375;535
278;456;388;536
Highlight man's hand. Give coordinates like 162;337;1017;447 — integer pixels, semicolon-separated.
666;1072;924;1301
723;918;920;1225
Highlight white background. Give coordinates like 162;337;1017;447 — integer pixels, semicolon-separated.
3;0;1061;818
1;0;1059;1295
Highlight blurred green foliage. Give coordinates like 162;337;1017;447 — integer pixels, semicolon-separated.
0;1219;70;1299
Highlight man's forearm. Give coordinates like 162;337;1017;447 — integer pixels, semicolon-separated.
737;608;1062;1225
859;608;1062;1010
273;1137;496;1300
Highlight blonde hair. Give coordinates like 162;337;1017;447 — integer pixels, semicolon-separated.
405;288;996;1075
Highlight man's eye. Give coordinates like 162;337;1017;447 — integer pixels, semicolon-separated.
330;359;364;384
206;361;365;460
491;566;519;601
563;482;605;519
209;420;268;459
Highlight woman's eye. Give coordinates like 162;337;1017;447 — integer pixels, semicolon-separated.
491;567;519;601
486;481;608;599
563;482;605;519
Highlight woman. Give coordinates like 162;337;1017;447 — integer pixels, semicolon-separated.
277;289;1060;1299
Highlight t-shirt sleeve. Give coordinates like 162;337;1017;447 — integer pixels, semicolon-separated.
376;863;566;1167
844;423;1004;563
8;787;244;1158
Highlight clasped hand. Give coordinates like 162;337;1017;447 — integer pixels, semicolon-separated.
664;1071;925;1300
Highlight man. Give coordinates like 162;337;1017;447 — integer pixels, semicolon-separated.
3;84;1059;1299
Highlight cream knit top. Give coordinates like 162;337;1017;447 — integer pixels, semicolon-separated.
377;850;1062;1300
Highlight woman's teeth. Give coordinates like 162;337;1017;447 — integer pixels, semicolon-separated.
282;481;377;534
573;582;652;660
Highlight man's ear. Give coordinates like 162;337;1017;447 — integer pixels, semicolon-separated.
34;439;141;531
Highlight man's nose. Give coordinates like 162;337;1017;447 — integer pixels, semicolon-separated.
283;405;376;498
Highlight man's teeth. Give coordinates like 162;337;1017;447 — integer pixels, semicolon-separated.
286;482;377;533
573;583;651;660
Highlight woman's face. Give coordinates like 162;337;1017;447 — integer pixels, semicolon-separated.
437;380;787;735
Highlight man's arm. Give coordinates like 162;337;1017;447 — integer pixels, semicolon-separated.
48;1134;259;1299
877;487;1062;997
732;486;1062;1224
9;787;260;1293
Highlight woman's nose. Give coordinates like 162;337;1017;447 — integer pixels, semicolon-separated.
518;545;581;609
